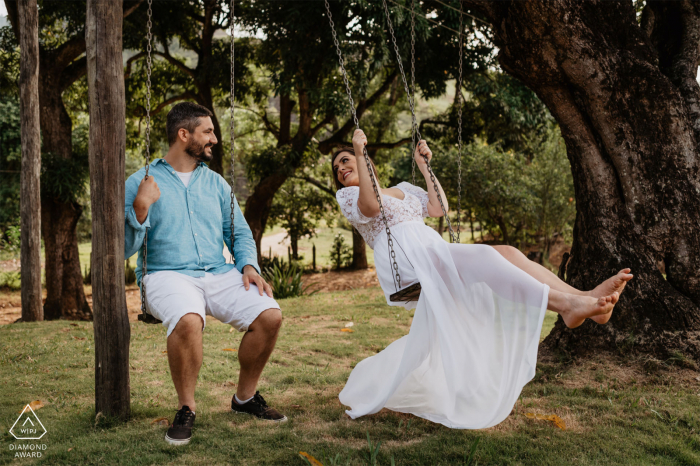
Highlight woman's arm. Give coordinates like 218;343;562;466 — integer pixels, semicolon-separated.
415;140;449;217
353;129;382;218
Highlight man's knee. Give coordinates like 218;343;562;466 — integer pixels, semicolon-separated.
249;308;282;335
171;313;204;338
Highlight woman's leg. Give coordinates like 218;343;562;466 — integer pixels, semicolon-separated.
491;245;585;295
491;245;633;301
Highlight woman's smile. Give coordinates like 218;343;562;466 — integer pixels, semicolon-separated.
343;170;352;180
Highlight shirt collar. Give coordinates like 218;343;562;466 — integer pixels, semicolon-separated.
152;158;208;168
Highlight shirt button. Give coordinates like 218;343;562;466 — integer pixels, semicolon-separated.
194;233;197;236
190;211;193;214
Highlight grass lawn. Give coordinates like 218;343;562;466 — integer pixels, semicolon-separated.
2;287;700;465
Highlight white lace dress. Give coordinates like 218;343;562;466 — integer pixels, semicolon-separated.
336;181;549;429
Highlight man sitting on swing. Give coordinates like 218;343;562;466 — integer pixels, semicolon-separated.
125;102;287;446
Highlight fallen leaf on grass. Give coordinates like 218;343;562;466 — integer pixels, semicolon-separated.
298;452;323;466
525;412;566;430
70;323;78;327
150;417;170;427
161;350;167;354
341;328;354;333
19;400;44;413
229;328;234;333
290;404;302;409
222;348;238;352
345;322;354;328
67;448;72;452
72;336;86;341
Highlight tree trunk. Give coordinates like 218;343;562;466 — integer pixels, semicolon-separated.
464;0;700;359
291;235;298;260
38;68;91;321
18;0;42;322
86;0;130;421
41;199;91;320
351;227;368;270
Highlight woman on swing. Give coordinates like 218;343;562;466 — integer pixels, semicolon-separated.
332;128;633;429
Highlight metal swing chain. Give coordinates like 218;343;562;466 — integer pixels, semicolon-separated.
410;0;416;186
324;0;402;290
455;2;463;243
140;0;154;318
228;0;236;263
381;0;456;243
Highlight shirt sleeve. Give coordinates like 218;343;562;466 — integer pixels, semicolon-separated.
398;182;430;218
124;172;150;260
221;182;260;275
335;187;373;226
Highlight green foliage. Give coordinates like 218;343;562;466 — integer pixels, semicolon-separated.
263;261;316;299
267;150;338;260
125;260;136;286
83;255;91;285
83;257;137;286
0;95;21;233
0;225;21;256
329;233;352;271
41;123;90;204
0;271;21;291
0;25;19;93
429;125;575;253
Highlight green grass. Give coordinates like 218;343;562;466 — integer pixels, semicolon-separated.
1;288;699;465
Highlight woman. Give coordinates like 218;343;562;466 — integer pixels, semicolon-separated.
332;129;633;429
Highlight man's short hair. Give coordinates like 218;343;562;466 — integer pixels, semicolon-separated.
166;102;214;146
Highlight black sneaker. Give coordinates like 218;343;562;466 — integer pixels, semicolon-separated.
165;406;195;446
231;391;287;423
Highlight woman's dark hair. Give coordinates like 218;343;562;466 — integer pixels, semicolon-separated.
166;102;214;146
331;146;379;191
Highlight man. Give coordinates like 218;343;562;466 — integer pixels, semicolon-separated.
125;102;286;446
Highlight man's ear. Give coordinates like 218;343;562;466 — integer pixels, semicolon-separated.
178;128;189;143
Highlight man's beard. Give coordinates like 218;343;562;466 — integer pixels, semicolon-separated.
185;140;213;162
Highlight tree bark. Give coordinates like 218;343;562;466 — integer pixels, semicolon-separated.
86;0;130;420
37;26;91;321
18;0;42;322
351;227;368;270
463;0;700;359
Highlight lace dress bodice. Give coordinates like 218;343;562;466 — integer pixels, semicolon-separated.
335;182;430;249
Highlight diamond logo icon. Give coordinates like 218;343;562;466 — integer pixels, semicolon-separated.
10;404;47;440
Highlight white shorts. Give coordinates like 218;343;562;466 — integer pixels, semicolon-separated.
143;268;280;337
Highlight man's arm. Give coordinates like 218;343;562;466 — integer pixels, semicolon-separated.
222;187;260;274
124;174;160;259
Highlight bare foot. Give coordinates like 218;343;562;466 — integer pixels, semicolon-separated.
588;269;633;324
590;268;633;299
559;293;617;329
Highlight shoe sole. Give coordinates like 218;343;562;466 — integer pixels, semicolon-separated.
231;409;288;423
165;434;191;446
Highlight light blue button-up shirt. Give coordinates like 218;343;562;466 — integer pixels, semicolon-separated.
124;158;259;286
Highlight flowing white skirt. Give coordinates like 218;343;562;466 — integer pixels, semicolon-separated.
339;221;549;429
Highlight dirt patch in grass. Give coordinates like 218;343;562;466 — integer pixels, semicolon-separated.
303;268;380;292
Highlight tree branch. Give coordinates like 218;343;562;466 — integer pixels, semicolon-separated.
295;175;335;196
123;0;146;18
310;114;334;138
261;111;280;138
155;47;196;79
4;0;19;39
60;56;87;91
124;51;147;79
320;70;399;153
